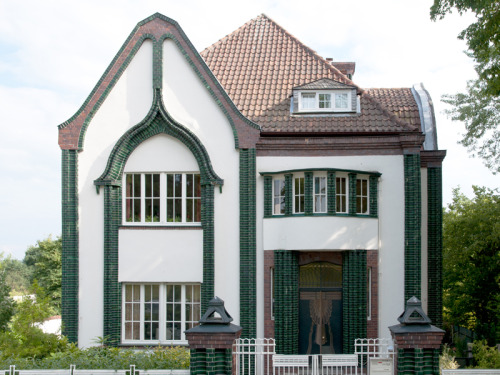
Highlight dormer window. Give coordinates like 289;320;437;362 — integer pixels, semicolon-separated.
292;78;358;114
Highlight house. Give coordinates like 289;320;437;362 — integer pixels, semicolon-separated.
58;13;445;354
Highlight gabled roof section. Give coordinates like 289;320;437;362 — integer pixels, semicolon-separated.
201;14;421;134
58;13;260;150
294;78;356;90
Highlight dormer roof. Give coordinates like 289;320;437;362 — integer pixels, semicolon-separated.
294;78;356;90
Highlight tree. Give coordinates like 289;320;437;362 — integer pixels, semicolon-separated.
442;186;500;343
23;236;62;313
0;271;14;332
0;256;32;295
431;0;500;173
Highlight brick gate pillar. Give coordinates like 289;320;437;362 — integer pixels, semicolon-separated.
186;297;242;375
389;297;445;375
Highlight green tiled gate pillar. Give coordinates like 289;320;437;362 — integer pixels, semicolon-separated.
274;250;299;354
342;250;367;354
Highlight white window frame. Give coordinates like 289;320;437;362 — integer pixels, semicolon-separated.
313;174;327;213
123;172;201;226
356;176;369;215
335;174;348;213
298;90;352;112
293;174;305;214
273;177;286;216
121;283;201;346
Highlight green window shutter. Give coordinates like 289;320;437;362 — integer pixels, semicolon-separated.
348;173;357;216
369;175;378;218
285;174;293;216
264;176;273;218
304;172;313;215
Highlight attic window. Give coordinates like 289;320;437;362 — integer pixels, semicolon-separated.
298;91;351;112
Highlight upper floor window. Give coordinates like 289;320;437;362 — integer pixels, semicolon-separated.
336;176;348;213
124;173;201;225
314;176;327;213
298;91;352;112
356;177;369;214
273;178;285;215
294;176;305;214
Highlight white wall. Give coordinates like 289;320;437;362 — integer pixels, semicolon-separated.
78;40;154;347
263;216;378;250
256;155;405;339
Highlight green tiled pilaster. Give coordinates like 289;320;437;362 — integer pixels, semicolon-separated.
201;184;214;312
369;176;378;218
274;250;299;354
304;172;313;215
342;250;367;354
103;185;122;346
284;174;293;216
264;176;273;218
190;348;232;375
61;149;79;343
427;167;443;327
397;348;440;375
239;149;257;338
327;171;336;214
348;173;357;216
404;153;421;301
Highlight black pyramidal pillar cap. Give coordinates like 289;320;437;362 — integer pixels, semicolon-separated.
199;296;233;324
397;296;432;325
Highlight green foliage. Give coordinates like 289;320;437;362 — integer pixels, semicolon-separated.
0;256;31;295
0;345;190;370
0;283;66;360
471;340;500;369
0;271;14;332
430;0;500;173
23;236;62;313
443;187;500;343
440;344;460;370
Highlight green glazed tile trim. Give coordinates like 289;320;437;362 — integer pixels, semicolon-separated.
342;250;367;354
61;149;79;343
284;174;293;216
327;171;336;214
369;176;378;218
239;149;257;338
397;348;440;375
96;93;221;342
427;167;443;328
348;173;357;216
304;172;313;215
274;250;299;354
404;153;421;301
263;176;273;218
103;186;122;346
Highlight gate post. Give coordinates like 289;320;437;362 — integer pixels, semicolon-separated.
389;297;444;375
186;297;242;375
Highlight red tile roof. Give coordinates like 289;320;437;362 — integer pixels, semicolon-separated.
201;14;421;134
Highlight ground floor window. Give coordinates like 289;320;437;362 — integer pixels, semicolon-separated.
122;283;201;344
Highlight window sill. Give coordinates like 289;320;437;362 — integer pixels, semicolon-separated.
265;213;376;219
120;224;202;230
121;340;189;347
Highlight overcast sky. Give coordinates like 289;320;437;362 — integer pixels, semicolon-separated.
0;0;497;259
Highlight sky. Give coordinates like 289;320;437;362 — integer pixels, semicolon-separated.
0;0;498;259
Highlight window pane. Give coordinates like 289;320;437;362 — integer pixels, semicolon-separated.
167;174;173;197
302;93;316;109
319;93;331;109
174;174;182;197
186;174;193;198
186;285;192;302
335;93;348;109
174;285;181;302
133;174;141;196
174;199;182;222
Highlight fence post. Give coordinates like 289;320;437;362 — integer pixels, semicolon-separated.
389;297;444;375
186;297;242;375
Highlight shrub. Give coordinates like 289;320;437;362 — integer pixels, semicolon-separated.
471;340;500;369
440;345;459;370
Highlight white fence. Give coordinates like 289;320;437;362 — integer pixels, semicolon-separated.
234;338;276;375
354;337;395;372
2;365;190;375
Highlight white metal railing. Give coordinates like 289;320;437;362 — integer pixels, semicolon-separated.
322;354;358;374
354;337;395;372
2;365;190;375
273;355;317;375
234;338;276;375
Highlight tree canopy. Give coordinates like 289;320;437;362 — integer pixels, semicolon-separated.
431;0;500;173
442;186;500;343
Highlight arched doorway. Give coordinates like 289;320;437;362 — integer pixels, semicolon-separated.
299;261;342;354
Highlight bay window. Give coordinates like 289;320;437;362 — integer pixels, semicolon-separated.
273;178;285;215
314;176;327;213
356;177;369;214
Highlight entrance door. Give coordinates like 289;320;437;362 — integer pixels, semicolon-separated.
299;262;342;354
